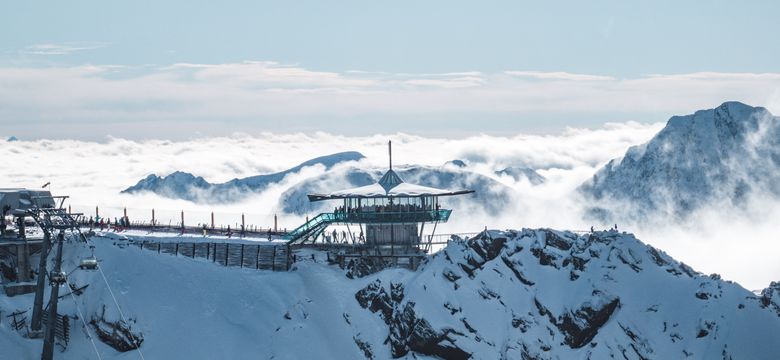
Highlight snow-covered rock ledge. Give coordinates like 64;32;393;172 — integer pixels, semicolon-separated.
350;229;780;359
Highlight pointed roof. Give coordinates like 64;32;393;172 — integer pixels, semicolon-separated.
307;168;474;202
307;140;474;202
378;169;403;192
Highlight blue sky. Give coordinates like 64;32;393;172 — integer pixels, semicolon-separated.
1;1;780;139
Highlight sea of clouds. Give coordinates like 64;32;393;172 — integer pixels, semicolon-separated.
2;122;778;290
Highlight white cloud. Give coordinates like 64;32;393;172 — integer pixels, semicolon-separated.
0;62;778;133
504;71;615;81
21;42;106;55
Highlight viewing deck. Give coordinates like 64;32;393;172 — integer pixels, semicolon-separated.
336;209;452;224
284;209;452;244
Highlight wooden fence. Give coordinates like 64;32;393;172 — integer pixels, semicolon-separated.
133;241;291;271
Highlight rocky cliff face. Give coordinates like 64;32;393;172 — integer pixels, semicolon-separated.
580;101;780;222
348;229;780;359
760;281;780;318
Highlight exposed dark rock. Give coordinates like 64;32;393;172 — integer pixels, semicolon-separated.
444;302;461;315
501;256;535;286
345;257;392;279
356;279;394;324
544;231;572;251
443;269;462;283
760;281;780;317
357;280;472;359
353;336;374;359
647;246;670;267
531;248;560;268
535;297;621;348
457;233;508;279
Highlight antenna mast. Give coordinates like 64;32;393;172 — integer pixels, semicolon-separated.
388;140;392;170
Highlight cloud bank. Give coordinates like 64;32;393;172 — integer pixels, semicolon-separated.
2;123;779;289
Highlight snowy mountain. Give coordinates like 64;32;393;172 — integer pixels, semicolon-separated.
444;160;468;168
579;102;780;221
348;229;780;359
3;229;778;359
121;151;365;202
442;159;545;185
495;166;546;185
278;165;514;215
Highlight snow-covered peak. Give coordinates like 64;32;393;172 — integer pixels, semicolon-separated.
348;228;780;358
580;101;780;222
121;151;365;202
494;166;546;185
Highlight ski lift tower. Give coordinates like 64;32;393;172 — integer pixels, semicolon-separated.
284;142;474;266
0;188;84;360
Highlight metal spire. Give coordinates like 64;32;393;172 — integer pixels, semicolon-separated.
389;140;392;170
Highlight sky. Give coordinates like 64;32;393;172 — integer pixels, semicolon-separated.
2;1;780;139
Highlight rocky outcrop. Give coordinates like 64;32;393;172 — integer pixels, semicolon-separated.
348;228;780;359
535;295;621;348
356;280;470;359
760;281;780;317
344;257;394;279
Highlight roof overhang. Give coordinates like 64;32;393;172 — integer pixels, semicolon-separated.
307;184;475;202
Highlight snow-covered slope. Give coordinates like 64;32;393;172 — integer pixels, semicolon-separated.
121;151;365;202
2;229;779;359
3;228;779;359
352;229;780;359
579;102;780;221
278;165;514;215
495;166;546;185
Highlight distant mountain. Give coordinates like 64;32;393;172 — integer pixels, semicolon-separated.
579;102;780;221
495;166;546;185
442;159;545;185
278;165;514;215
122;151;366;202
444;159;467;168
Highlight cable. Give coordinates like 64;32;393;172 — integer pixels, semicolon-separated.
65;278;103;360
96;263;146;360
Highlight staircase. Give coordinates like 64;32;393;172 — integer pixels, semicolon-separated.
284;212;345;245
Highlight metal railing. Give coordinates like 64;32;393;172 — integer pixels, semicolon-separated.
284;209;454;243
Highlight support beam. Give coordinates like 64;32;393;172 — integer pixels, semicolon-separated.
41;231;65;360
16;243;30;282
31;230;51;331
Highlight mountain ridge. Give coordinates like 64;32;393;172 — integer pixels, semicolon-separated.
121;151;366;202
579;101;780;222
